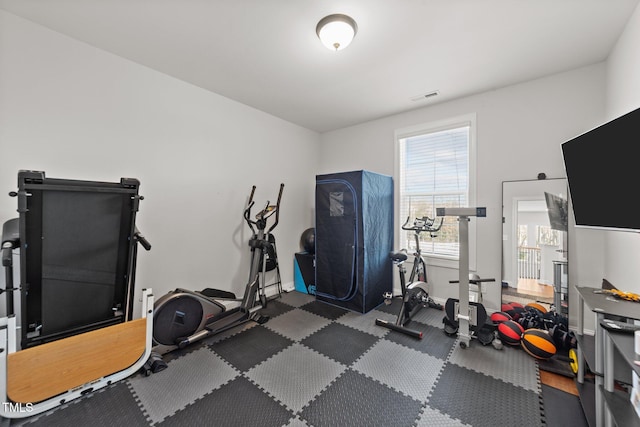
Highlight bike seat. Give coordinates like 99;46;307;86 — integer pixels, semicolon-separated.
389;251;408;262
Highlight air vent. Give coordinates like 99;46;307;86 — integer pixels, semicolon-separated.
410;90;439;102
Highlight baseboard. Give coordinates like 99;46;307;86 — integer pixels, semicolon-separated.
281;281;295;293
265;281;295;297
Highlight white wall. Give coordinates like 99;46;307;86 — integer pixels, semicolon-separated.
3;4;637;332
319;64;607;316
603;2;640;292
0;11;320;312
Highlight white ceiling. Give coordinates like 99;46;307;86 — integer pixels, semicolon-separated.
1;0;638;133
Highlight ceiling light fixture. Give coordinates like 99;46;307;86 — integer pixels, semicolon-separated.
316;14;358;51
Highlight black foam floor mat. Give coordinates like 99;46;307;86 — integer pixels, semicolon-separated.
11;291;582;426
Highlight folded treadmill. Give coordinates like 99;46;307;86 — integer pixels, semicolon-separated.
0;170;153;419
2;170;146;349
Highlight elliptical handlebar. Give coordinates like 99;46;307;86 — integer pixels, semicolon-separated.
267;183;284;234
243;187;257;234
243;184;285;234
247;185;256;207
401;215;443;235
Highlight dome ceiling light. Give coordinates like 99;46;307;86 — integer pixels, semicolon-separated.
316;14;358;51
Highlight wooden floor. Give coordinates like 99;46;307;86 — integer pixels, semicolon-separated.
539;370;578;396
517;278;554;299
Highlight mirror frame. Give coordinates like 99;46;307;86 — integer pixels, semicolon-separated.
501;178;568;313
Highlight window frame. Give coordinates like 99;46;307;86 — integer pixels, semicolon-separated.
394;113;478;271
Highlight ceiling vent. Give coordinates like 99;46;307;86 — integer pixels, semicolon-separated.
410;91;439;102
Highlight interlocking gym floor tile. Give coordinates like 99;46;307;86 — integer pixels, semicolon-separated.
429;362;543;427
337;308;396;337
199;319;258;346
20;382;146;427
154;338;208;363
279;290;316;307
372;297;402;315
300;322;380;365
283;416;313;427
209;324;294;372
128;346;239;424
410;305;447;328
157;376;293;427
246;343;346;413
415;406;472;427
299;299;350;320
264;307;332;341
385;323;456;360
447;341;539;391
259;297;297;319
352;338;445;401
13;288;552;426
540;384;588;427
374;298;445;329
299;369;423;427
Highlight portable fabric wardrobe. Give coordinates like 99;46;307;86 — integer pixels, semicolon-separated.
315;170;393;313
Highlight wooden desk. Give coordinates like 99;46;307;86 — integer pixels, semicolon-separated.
575;286;640;427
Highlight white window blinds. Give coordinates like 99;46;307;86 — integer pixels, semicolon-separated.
398;124;470;258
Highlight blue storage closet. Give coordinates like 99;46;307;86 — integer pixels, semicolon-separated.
315;170;393;313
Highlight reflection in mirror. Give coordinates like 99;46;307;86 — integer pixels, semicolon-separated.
501;178;568;315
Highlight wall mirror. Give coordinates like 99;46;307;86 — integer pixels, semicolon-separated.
501;178;568;315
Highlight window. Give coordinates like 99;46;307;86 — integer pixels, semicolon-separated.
536;225;559;247
395;114;477;266
518;225;528;247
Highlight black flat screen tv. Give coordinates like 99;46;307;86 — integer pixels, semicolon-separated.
544;191;568;231
561;106;640;232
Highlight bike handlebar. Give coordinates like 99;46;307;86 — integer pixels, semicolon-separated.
401;216;443;233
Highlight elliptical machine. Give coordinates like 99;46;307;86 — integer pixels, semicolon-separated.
152;184;284;355
375;216;443;339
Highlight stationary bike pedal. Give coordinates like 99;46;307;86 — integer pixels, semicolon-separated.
256;315;270;324
383;291;393;305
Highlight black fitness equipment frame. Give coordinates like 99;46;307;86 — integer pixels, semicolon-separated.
438;207;502;350
1;170;151;348
375;216;443;339
0;170;154;419
151;184;284;355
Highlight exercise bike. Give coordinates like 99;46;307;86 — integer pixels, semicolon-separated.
152;184;284;355
375;216;443;339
